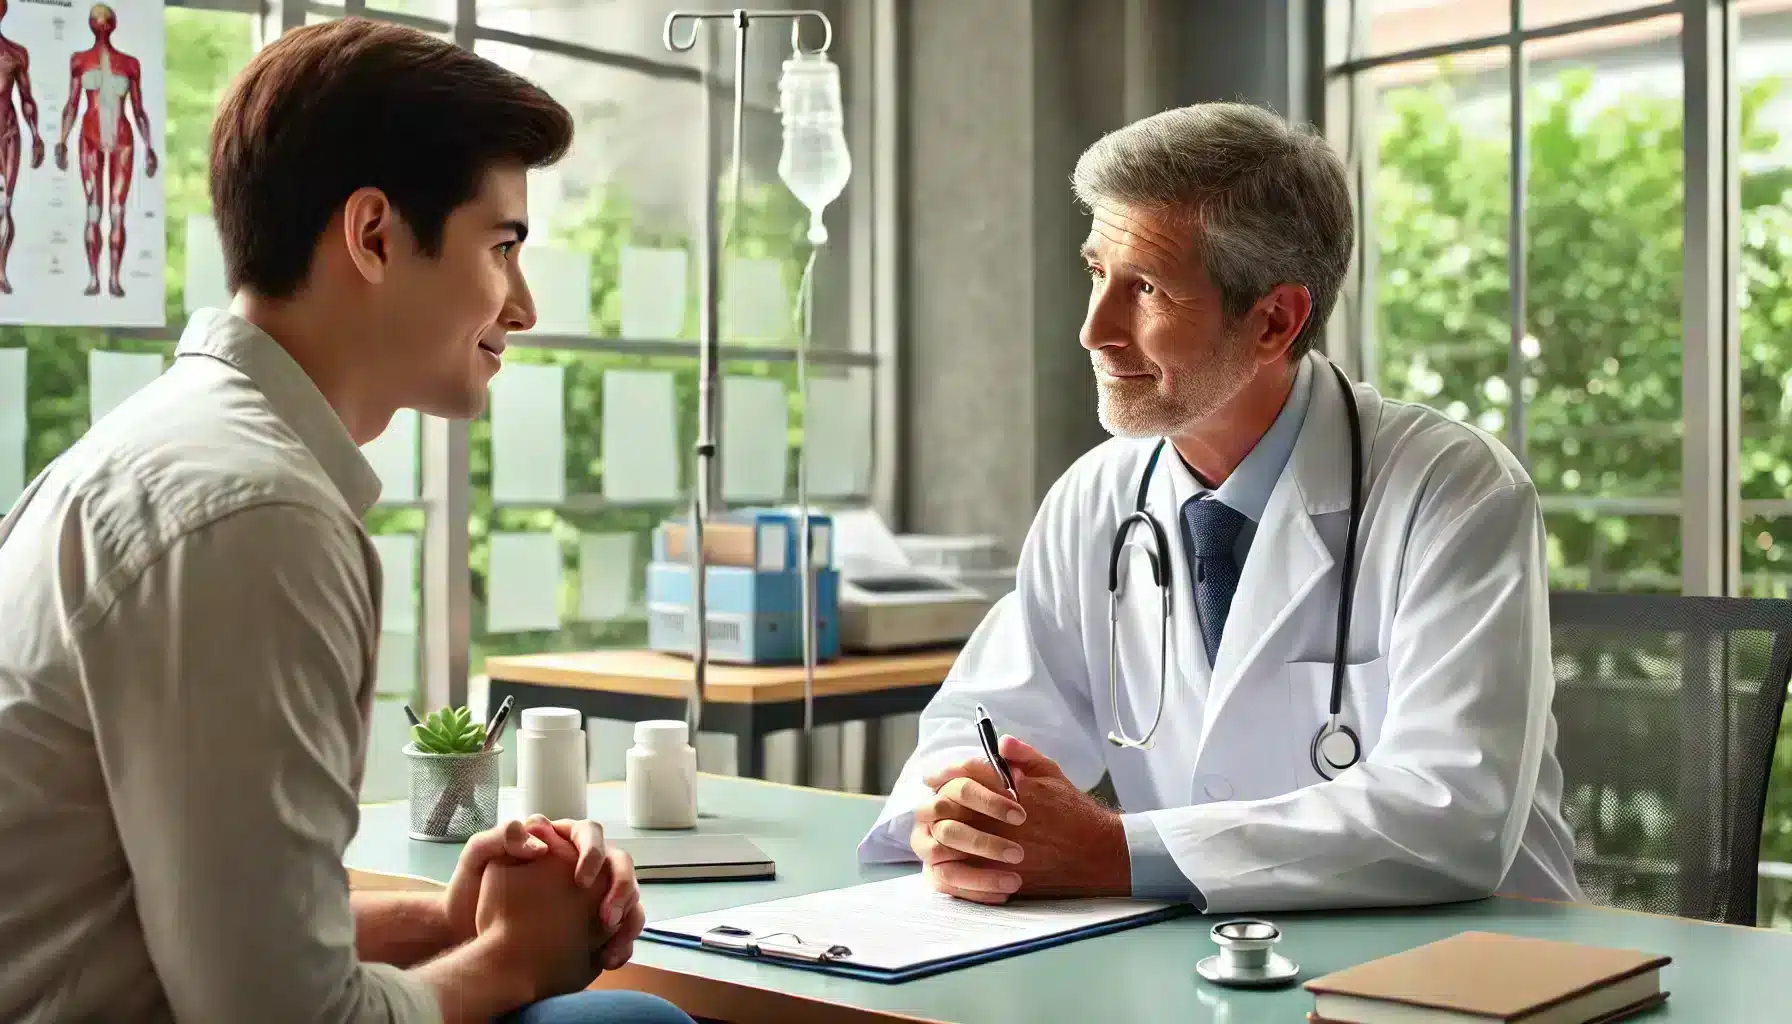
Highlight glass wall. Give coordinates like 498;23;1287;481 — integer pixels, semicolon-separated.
0;0;887;797
1325;0;1792;930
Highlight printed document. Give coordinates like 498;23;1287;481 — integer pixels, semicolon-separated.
646;872;1178;971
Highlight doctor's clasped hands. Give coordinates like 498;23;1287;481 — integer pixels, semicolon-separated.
912;737;1131;903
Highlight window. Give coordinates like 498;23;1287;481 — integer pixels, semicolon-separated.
1325;0;1792;932
1335;1;1686;595
319;1;888;785
0;1;888;798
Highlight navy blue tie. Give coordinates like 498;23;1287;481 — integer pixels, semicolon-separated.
1181;497;1247;667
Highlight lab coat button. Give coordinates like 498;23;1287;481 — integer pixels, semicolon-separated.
1196;774;1233;801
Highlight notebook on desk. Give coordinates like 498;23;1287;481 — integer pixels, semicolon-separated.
609;834;775;882
641;871;1190;983
1303;930;1670;1023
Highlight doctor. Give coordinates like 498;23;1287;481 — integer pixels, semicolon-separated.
859;102;1584;914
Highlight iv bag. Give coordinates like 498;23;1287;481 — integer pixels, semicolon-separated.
777;49;851;244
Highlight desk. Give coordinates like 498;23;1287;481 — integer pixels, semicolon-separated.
483;648;957;781
345;774;1792;1024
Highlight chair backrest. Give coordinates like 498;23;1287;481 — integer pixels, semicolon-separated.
1548;592;1792;926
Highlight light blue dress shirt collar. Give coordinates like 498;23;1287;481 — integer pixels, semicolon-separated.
1121;355;1316;906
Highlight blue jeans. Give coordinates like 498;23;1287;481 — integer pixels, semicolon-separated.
500;990;703;1024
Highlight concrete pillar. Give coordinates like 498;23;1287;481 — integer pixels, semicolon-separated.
899;0;1128;553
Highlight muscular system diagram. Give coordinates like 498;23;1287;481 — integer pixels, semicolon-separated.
0;0;46;296
54;3;155;299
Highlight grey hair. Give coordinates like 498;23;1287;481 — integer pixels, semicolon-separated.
1071;102;1355;361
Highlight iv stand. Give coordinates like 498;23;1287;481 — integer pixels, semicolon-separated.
663;9;834;785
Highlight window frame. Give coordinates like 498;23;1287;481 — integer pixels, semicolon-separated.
1315;0;1740;598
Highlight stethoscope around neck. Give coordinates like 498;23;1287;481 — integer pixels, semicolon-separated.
1103;359;1367;782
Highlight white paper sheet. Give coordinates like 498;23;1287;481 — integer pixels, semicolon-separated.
577;532;636;622
601;370;679;504
620;246;688;340
363;408;419;503
519;245;592;335
724;257;790;341
0;0;167;327
722;376;787;502
806;373;871;497
0;348;24;509
490;363;566;505
183;214;231;314
89;351;165;425
486;531;562;633
371;534;419;634
647;872;1175;972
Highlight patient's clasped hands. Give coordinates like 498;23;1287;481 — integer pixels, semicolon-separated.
445;814;645;1002
908;736;1131;903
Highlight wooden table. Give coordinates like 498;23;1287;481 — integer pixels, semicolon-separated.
482;647;959;782
346;775;1792;1024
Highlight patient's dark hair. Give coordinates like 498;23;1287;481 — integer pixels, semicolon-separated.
210;17;574;298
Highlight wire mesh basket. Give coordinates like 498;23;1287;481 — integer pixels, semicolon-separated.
404;744;501;842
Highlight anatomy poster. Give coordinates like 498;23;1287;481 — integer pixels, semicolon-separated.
0;0;165;327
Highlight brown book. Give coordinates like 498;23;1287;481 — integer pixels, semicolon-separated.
1302;931;1670;1023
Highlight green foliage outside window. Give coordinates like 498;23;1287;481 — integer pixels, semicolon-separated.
1374;65;1792;925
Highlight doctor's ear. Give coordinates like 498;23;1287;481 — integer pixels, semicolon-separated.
1247;283;1313;364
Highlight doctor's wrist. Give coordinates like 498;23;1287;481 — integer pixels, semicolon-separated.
1086;811;1132;896
1047;805;1130;898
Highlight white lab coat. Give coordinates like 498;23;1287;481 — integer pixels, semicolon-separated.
860;351;1585;914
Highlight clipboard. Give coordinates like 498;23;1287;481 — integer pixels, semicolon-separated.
641;873;1193;983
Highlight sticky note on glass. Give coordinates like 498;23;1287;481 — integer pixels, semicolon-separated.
577;532;636;622
183;214;231;314
363;408;419;503
601;369;679;504
376;633;417;697
722;376;788;502
724;256;790;341
519;245;592;336
807;373;872;497
89;351;165;425
620;246;688;340
0;348;24;510
371;533;419;634
490;362;566;505
486;531;562;633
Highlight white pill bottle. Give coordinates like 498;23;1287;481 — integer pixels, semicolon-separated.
516;707;588;821
625;720;698;829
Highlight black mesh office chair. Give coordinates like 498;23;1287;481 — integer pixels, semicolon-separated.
1548;591;1792;925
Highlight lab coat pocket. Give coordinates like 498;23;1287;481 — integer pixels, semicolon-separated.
1286;657;1391;787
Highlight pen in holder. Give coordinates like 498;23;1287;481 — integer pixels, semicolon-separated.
404;743;501;842
404;701;511;843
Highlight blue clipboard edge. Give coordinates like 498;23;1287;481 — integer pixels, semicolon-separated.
639;901;1196;983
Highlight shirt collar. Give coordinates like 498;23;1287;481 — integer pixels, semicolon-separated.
1174;354;1314;523
174;308;383;514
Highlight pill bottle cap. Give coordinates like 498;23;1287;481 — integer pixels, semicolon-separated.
521;707;583;732
633;719;690;752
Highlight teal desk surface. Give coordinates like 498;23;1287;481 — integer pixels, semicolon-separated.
345;775;1792;1024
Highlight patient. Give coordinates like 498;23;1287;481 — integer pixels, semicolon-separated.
0;17;694;1024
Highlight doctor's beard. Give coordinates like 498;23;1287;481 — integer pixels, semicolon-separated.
1092;328;1258;439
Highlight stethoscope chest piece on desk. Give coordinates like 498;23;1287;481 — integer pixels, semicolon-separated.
1195;919;1300;988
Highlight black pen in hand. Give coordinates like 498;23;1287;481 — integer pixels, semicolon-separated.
974;703;1018;800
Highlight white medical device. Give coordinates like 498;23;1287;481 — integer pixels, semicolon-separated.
838;569;992;653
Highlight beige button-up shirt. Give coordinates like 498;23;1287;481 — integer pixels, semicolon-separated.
0;310;441;1023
